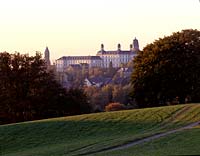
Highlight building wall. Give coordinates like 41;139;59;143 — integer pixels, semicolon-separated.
56;57;103;72
55;38;139;71
56;52;137;72
97;52;137;68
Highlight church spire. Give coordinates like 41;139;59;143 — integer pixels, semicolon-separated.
44;46;51;67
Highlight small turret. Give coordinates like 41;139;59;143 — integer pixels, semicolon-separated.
117;43;121;51
101;44;104;51
130;44;133;51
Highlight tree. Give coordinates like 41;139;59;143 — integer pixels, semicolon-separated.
112;85;123;103
131;29;200;107
84;86;104;111
89;67;104;78
107;61;116;77
0;52;90;124
102;84;113;105
65;88;91;115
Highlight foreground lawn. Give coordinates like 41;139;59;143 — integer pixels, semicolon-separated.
1;104;200;156
97;125;200;156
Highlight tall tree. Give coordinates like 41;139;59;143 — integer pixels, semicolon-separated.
131;29;200;107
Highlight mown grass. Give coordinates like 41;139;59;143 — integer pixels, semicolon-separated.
1;104;200;156
96;125;200;156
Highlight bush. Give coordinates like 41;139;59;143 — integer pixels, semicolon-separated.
105;103;126;112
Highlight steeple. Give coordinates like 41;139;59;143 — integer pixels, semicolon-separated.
44;46;51;67
133;37;139;51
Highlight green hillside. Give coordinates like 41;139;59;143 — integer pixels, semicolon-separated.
98;125;200;156
1;104;200;156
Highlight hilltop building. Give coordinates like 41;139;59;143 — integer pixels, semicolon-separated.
96;43;137;68
55;38;139;72
56;56;102;72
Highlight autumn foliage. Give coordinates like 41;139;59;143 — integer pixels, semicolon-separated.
105;103;126;112
131;29;200;107
0;52;90;124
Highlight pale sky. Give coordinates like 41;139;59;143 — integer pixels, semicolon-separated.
0;0;199;62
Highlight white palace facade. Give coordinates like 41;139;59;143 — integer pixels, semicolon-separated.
55;38;139;72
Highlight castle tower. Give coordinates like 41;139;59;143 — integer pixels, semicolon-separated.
44;47;51;67
133;37;139;51
101;44;104;52
117;43;121;51
130;44;133;51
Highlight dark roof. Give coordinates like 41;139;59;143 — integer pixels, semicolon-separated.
57;56;102;60
68;64;81;69
110;77;130;85
97;50;137;55
89;77;104;84
88;76;112;86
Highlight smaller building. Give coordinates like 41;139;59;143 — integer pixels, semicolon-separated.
67;64;82;71
56;56;102;72
84;77;112;87
117;67;132;78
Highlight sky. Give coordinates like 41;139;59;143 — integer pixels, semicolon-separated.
0;0;199;62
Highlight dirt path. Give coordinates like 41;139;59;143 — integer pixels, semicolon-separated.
108;120;200;152
159;105;192;128
79;120;200;155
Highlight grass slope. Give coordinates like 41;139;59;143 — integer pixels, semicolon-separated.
1;104;200;156
97;125;200;156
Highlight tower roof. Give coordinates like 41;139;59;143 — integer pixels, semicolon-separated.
44;46;51;67
45;46;50;54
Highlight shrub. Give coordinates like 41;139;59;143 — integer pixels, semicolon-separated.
105;102;126;112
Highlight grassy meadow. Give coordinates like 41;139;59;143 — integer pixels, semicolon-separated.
1;104;200;156
96;125;200;156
